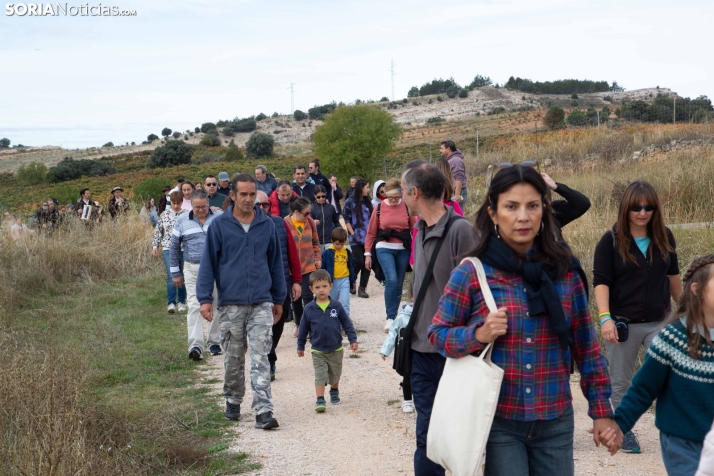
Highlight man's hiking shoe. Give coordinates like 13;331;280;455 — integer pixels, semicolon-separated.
350;284;356;295
358;287;369;298
225;401;241;421
209;344;222;356
621;431;641;454
188;347;202;361
177;303;187;313
315;397;327;412
270;364;276;382
329;388;341;405
255;411;279;429
402;400;415;413
167;303;177;314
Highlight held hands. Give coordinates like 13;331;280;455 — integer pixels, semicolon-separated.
588;418;623;455
601;320;618;344
475;307;508;344
199;303;213;322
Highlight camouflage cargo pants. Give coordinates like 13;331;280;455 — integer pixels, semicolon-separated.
217;303;274;415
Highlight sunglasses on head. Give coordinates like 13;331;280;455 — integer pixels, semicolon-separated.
630;204;654;212
488;160;540;187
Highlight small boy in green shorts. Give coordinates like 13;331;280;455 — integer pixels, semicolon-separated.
297;269;358;412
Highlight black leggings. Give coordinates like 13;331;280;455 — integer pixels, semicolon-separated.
401;374;412;400
351;244;371;289
292;272;314;326
268;294;292;366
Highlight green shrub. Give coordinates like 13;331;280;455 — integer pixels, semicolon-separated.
17;162;48;185
194;127;200;133
468;75;492;88
308;103;337;120
0;138;10;148
379;96;389;102
402;98;408;104
200;122;217;134
223;118;257;135
133;176;168;202
458;89;468;98
192;151;225;164
51;183;81;205
146;141;194;168
436;96;443;102
543;105;566;130
446;87;458;99
603;95;613;102
172;131;181;139
199;135;221;147
161;127;172;137
49;157;116;182
102;142;114;148
416;77;460;96
256;113;267;121
426;117;444;124
488;106;506;115
246;132;275;158
571;93;579;99
147;133;158;142
407;87;419;98
271;112;279;118
293;110;307;121
566;108;588;127
224;141;244;161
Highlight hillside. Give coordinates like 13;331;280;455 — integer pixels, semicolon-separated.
0;87;673;174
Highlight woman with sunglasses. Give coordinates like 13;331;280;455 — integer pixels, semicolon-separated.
310;185;341;251
343;179;373;298
429;165;619;475
593;180;681;454
285;197;322;333
365;179;418;331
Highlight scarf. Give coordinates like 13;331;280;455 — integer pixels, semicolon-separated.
478;234;588;349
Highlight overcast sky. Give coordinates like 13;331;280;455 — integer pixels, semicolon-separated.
1;0;711;148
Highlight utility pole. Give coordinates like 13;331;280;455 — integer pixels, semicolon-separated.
390;58;396;101
288;83;296;114
673;96;676;124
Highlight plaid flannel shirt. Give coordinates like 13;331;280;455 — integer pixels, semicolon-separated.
428;260;613;422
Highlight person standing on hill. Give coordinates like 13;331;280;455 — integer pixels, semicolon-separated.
440;140;467;204
170;189;223;361
204;175;227;211
309;159;330;189
255;165;278;195
292;165;316;202
197;173;285;430
108;186;129;218
75;188;103;221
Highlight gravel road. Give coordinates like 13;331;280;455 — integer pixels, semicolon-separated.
204;279;666;476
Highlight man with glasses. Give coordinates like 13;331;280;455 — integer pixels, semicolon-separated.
308;159;330;188
255;165;278;195
440;140;467;204
292;165;316;202
205;174;228;210
170;189;223;362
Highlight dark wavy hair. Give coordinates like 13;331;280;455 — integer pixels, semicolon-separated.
352;179;371;227
614;180;671;264
470;165;573;277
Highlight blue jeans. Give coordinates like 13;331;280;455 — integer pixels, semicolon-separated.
660;431;702;476
162;249;186;305
485;406;575;476
330;277;351;317
460;187;468;203
375;247;410;320
411;350;446;476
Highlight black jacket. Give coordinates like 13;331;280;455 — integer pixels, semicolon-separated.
310;172;330;189
551;183;591;228
293;182;315;202
310;202;341;244
593;227;679;322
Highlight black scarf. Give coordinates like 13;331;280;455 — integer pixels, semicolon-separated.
478;234;588;349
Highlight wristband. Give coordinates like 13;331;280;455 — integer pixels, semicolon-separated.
599;317;613;326
598;311;611;318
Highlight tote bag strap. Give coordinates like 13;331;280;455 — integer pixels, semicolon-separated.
461;256;498;362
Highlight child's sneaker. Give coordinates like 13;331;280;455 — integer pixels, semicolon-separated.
329;387;341;405
402;400;415;413
315;397;327;412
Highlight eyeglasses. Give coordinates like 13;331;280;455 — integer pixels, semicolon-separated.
193;205;208;211
206;182;217;187
259;202;270;208
630;205;654;212
315;195;326;199
488;160;540;187
298;209;311;216
386;193;402;200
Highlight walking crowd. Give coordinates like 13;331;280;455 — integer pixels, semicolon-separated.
7;140;714;475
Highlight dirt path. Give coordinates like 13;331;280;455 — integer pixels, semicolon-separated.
204;279;666;476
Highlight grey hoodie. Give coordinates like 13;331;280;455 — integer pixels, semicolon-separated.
447;150;467;188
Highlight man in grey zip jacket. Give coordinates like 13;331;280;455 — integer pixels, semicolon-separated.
197;173;286;430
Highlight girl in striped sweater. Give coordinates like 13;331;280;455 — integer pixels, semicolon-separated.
606;254;714;475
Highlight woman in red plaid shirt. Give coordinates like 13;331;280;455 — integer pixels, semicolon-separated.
429;165;620;476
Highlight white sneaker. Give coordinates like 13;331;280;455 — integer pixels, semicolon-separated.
167;303;177;314
177;303;188;313
384;320;392;332
402;400;414;413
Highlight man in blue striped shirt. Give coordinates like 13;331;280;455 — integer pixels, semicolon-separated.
170;189;223;361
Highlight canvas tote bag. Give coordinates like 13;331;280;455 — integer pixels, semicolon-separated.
427;257;504;476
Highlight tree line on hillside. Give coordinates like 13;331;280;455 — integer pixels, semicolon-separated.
504;77;617;94
616;95;714;123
